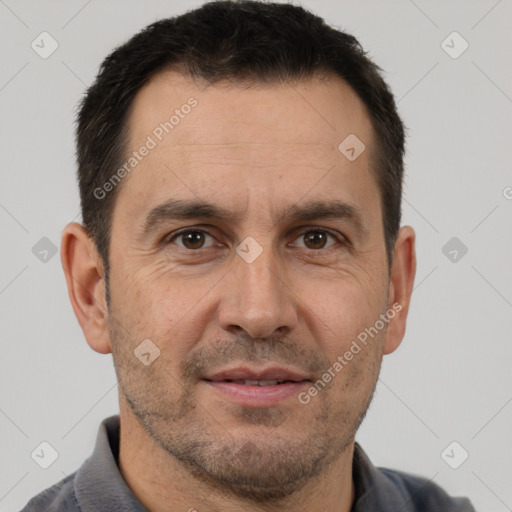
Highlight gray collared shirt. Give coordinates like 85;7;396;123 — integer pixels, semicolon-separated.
20;415;475;511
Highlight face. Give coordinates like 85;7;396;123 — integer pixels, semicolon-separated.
105;71;395;500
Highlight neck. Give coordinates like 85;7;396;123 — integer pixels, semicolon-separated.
118;403;355;512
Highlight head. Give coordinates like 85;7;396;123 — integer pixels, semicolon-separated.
62;0;415;504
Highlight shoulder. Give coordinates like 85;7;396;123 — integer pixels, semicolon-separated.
19;472;80;511
377;467;476;512
352;443;475;512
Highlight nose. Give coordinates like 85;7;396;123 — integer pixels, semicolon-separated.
217;244;298;340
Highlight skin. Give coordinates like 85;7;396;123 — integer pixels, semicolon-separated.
61;70;416;512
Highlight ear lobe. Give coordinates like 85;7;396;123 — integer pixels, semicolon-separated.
383;226;416;355
60;222;112;354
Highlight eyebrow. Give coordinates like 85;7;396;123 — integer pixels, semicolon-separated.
139;197;368;238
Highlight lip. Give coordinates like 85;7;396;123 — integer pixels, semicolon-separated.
201;365;312;407
203;380;309;406
203;365;311;382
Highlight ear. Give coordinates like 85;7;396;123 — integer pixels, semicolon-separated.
383;225;416;355
60;222;112;354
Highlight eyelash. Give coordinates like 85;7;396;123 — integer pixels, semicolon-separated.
165;227;346;252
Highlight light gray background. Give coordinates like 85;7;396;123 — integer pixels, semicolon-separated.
1;1;511;511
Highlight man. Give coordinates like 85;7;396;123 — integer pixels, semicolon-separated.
21;1;475;510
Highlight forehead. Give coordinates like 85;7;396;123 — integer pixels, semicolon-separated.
129;69;373;147
115;69;378;227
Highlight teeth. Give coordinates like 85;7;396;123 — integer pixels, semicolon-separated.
243;379;285;386
258;380;279;386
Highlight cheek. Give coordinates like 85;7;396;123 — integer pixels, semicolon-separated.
112;263;217;359
116;260;182;317
307;272;387;352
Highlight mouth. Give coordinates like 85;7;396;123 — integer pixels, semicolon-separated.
204;378;304;386
201;366;312;406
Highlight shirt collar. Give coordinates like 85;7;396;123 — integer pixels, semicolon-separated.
74;415;147;511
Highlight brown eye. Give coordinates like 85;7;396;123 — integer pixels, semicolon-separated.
170;230;215;250
292;230;338;250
